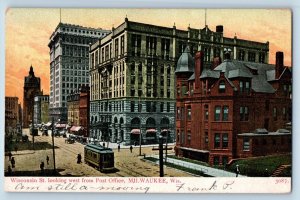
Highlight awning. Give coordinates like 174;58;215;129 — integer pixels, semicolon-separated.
161;129;170;133
179;146;209;153
56;124;66;128
131;129;140;134
70;126;82;132
146;129;157;133
45;122;52;127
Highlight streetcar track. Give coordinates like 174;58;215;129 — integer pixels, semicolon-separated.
33;134;156;177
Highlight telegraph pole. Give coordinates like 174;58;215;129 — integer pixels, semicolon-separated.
51;117;56;174
159;135;164;177
139;97;142;156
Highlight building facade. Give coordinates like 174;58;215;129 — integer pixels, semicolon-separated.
33;95;49;125
79;85;90;137
67;85;89;136
67;90;80;127
23;66;42;128
48;23;110;122
89;18;270;145
5;97;19;130
175;48;292;166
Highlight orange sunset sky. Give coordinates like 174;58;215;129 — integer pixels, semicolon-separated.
5;8;292;105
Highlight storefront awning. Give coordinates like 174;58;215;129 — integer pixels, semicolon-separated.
146;129;157;133
70;126;82;132
131;129;140;134
56;124;66;128
45;122;52;127
161;129;170;133
179;146;209;153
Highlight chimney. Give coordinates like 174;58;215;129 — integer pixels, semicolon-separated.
194;51;204;91
212;56;222;69
216;25;223;33
275;51;284;79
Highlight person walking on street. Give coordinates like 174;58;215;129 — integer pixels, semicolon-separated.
7;165;12;176
46;155;49;165
130;145;133;153
11;157;15;168
77;153;82;164
235;165;240;177
8;152;12;161
118;144;120;152
40;161;45;174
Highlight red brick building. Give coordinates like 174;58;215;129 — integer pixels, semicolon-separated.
79;85;90;137
175;47;291;166
67;85;90;137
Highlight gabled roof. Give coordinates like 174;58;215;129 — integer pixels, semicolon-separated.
228;68;252;79
200;69;220;79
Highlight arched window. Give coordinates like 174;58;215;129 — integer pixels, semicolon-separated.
114;117;118;124
120;117;124;124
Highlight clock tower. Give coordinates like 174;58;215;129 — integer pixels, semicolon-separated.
23;66;42;128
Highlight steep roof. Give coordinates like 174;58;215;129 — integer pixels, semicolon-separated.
175;46;194;74
200;59;284;93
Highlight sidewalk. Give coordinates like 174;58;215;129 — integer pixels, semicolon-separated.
151;155;247;177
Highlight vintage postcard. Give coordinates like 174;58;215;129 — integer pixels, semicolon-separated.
4;8;292;193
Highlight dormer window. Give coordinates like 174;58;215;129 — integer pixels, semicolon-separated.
219;80;225;93
240;81;251;94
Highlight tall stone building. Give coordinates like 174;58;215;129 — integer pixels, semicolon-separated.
33;95;49;125
48;23;110;122
23;66;42;128
89;18;269;145
175;49;291;166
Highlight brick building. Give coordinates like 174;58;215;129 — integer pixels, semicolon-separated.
79;85;90;137
175;47;291;166
89;18;269;144
5;96;19;130
67;85;89;136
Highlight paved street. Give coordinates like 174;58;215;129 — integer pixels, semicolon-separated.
4;129;193;177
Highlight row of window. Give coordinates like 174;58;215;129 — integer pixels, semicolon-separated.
177;104;290;122
243;137;291;151
237;50;266;63
130;101;172;113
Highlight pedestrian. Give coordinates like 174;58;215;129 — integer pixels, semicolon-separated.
46;155;49;165
7;165;12;176
8;152;12;161
14;146;18;153
77;153;82;164
118;144;120;152
11;157;15;168
235;164;240;177
40;161;45;174
130;145;133;153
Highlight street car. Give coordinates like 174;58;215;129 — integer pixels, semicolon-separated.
84;144;115;172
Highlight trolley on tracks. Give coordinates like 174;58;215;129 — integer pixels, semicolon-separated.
84;144;115;172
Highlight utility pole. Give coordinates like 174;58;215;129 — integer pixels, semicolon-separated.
139;97;142;156
32;99;35;150
51;117;56;174
165;131;168;163
159;135;164;177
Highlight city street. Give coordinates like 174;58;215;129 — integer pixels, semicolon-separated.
4;129;193;177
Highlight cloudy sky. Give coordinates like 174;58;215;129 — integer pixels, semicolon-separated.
5;8;291;105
